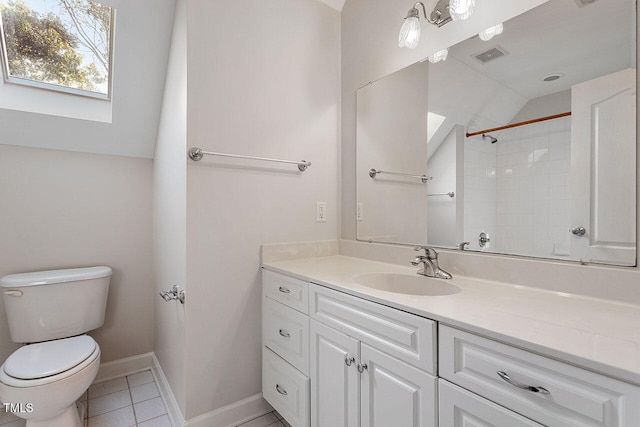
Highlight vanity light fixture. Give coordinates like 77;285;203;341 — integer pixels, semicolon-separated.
399;0;477;49
428;48;449;63
479;23;503;41
399;0;457;49
449;0;476;21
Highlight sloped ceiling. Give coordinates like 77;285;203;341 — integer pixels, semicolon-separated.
427;0;634;156
0;0;176;159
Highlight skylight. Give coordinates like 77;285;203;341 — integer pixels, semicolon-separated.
0;0;114;99
427;112;446;142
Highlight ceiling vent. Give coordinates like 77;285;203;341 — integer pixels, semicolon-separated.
473;46;508;64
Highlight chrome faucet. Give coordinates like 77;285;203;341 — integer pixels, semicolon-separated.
411;246;452;279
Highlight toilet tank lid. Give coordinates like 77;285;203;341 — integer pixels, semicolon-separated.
0;266;112;288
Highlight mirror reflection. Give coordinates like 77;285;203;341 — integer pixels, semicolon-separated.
356;0;636;266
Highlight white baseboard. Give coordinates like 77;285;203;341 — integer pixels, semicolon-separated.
151;353;185;427
94;352;154;383
183;393;272;427
94;352;269;427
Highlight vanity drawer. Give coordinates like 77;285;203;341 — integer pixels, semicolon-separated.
263;347;310;427
263;296;309;375
263;269;309;314
439;325;640;427
439;380;543;427
309;283;436;373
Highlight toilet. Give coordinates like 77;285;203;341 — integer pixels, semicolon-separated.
0;266;112;427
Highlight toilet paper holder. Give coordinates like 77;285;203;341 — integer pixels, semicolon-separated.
159;285;186;304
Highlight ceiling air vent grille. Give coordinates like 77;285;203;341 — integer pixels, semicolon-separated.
473;46;508;64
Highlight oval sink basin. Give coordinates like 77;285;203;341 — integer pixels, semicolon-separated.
352;273;461;296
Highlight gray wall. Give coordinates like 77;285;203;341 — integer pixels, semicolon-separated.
0;145;154;363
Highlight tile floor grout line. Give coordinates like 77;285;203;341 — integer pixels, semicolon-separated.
125;375;139;427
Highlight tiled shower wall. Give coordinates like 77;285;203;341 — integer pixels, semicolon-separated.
463;135;497;251
464;116;571;258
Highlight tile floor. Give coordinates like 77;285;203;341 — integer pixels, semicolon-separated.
0;370;289;427
236;411;291;427
0;370;170;427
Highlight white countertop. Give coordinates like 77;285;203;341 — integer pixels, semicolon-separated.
263;255;640;386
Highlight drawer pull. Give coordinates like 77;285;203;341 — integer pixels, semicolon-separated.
278;286;291;294
345;356;355;367
497;371;550;395
276;384;288;396
357;363;368;373
278;329;291;338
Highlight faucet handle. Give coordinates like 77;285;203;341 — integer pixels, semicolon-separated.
415;245;437;259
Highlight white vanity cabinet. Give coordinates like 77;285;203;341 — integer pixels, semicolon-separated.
439;325;640;427
262;270;311;427
309;284;437;427
262;268;437;427
262;266;640;427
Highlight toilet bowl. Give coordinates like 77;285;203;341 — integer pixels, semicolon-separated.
0;266;111;427
0;335;101;427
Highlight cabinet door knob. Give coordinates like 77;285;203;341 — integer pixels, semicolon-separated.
357;363;368;373
278;286;291;294
276;384;288;396
497;371;550;395
345;356;355;367
278;329;290;338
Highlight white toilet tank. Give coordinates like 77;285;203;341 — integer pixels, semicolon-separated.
0;266;112;343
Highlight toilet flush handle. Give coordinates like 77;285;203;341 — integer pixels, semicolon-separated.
4;290;23;297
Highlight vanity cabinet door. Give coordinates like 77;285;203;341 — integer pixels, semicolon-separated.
439;380;544;427
360;344;436;427
310;319;360;427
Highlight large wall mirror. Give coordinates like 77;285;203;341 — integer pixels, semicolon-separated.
356;0;637;266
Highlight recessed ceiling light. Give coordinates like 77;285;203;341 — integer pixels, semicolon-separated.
542;73;565;82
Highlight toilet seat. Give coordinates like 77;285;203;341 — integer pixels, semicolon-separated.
0;335;100;388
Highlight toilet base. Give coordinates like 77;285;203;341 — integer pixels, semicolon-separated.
24;404;82;427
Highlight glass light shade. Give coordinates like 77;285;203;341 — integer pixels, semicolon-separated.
399;16;421;49
479;23;503;41
449;0;475;21
428;48;448;63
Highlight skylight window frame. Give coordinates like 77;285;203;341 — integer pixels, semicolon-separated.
0;3;116;101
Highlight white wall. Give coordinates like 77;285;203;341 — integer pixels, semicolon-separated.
184;0;340;419
357;61;428;244
0;145;154;363
153;0;187;417
427;127;460;247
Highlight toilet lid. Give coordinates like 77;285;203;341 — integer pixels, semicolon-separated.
3;335;97;380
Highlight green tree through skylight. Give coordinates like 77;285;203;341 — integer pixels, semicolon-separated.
0;0;112;96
